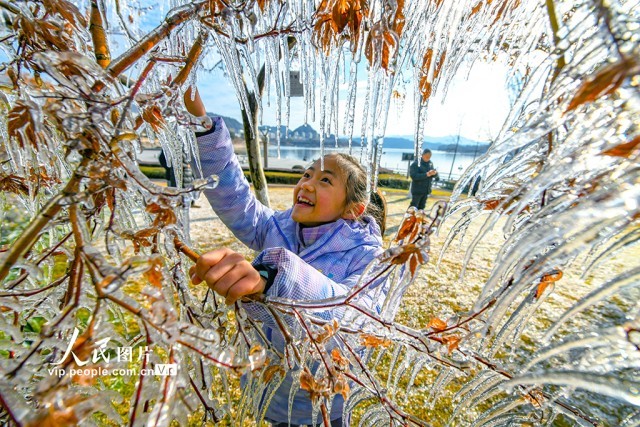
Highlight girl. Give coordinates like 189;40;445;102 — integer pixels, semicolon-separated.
186;90;386;426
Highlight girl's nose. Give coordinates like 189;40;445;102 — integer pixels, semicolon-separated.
301;180;314;191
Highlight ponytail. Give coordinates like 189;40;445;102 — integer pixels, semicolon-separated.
367;188;387;237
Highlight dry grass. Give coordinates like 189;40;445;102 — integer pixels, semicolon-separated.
188;185;640;426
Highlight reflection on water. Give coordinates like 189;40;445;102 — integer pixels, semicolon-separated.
267;146;480;179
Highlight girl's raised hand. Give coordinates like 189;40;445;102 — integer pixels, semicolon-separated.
190;248;266;305
184;87;206;117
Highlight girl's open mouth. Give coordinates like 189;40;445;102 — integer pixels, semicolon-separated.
296;196;315;206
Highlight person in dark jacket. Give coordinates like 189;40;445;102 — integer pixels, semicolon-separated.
158;150;177;187
409;148;439;210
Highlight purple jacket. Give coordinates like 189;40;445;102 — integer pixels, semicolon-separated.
194;117;383;424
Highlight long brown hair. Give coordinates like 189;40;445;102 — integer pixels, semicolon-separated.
329;153;387;236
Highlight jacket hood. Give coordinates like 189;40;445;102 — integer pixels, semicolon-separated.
273;209;382;262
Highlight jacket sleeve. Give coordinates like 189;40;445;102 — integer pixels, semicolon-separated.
193;117;274;251
409;162;428;183
242;246;383;326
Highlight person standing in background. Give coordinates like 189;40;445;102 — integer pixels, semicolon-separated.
409;148;439;210
158;150;177;188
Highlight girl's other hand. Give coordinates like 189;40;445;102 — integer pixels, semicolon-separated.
184;87;207;117
190;248;266;305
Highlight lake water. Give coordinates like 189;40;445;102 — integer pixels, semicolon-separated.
267;146;482;180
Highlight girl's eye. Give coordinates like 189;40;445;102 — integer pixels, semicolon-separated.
303;172;310;178
321;177;332;184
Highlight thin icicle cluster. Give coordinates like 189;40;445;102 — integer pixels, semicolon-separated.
438;0;640;425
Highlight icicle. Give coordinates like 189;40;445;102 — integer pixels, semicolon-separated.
280;35;291;159
471;396;527;427
385;344;404;390
504;372;640;406
544;267;640;343
344;61;359;154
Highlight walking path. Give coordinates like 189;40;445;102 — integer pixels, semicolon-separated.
138;148;308;170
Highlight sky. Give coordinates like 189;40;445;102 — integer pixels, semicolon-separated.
124;2;515;143
196;58;513;143
0;2;514;144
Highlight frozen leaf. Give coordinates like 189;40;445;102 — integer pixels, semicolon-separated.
42;0;87;30
299;370;330;403
442;335;461;354
146;202;177;226
144;254;165;288
331;348;350;371
365;24;399;71
540;269;563;283
333;375;350;399
534;281;552;299
0;173;29;195
314;319;339;343
263;364;285;382
471;1;483;16
601;136;640;158
257;0;270;12
142;105;166;132
25;395;88;427
395;214;418;242
428;317;448;332
8;100;42;150
360;334;392;348
566;57;637;113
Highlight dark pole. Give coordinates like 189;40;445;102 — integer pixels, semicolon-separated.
447;133;461;180
261;128;269;169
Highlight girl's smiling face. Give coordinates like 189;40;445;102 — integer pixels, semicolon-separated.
292;156;350;227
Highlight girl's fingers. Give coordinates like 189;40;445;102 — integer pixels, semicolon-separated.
211;265;262;304
206;263;244;295
191;248;265;304
224;275;264;305
189;265;201;285
194;248;241;283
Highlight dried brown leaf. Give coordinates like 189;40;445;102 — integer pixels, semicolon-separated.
360;333;392;348
396;214;418;241
43;0;87;29
601;136;640;158
8;100;41;150
566;58;636;113
442;335;461;354
331;348;350;370
0;173;29;195
142;105;166;132
428;317;447;332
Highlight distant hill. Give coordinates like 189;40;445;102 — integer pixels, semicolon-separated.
383;134;488;148
291;123;319;139
207;113;489;153
207;113;243;135
381;136;490;154
259;124;289;136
